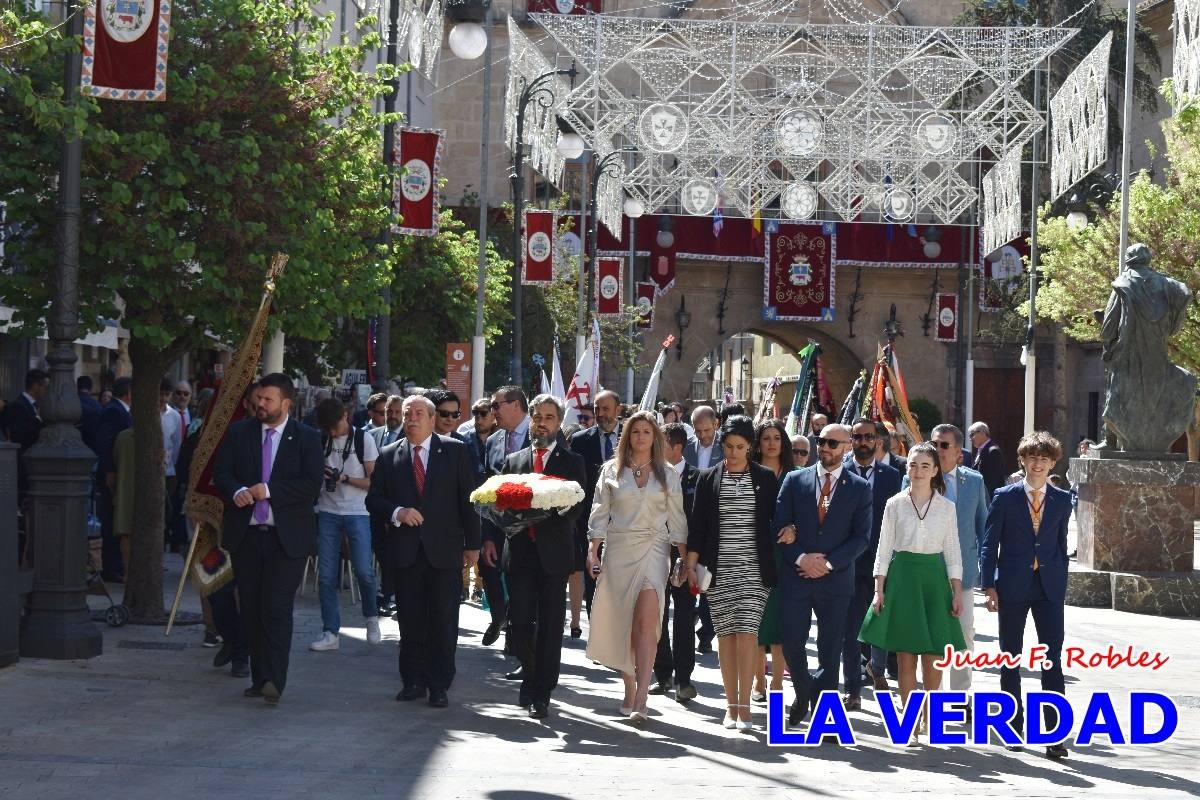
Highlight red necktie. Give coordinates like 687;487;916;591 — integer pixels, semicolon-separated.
529;447;547;541
818;472;833;525
413;445;425;496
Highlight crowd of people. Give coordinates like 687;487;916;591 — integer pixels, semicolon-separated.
1;368;1072;757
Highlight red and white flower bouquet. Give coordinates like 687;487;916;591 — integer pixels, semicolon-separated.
470;473;585;536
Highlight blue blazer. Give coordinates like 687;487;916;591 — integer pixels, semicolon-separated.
683;435;723;469
844;457;902;579
772;465;872;597
481;425;530;547
980;482;1071;605
903;466;990;589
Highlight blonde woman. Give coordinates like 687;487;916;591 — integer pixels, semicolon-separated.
586;411;688;725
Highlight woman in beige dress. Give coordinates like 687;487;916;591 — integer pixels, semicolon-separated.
586;411;689;725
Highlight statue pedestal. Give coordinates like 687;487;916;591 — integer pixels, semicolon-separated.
1066;457;1200;617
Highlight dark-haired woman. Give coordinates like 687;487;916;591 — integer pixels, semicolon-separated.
687;415;790;731
859;442;965;745
752;419;794;701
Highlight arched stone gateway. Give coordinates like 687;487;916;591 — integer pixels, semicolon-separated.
638;258;961;416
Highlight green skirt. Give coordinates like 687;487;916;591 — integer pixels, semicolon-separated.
859;551;966;656
758;549;786;646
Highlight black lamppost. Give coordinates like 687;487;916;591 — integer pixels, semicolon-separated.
675;295;691;361
510;65;577;385
21;0;102;659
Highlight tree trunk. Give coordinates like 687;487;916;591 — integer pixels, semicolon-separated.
122;336;172;623
1188;397;1200;462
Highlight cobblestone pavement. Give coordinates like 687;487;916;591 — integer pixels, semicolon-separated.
2;543;1199;800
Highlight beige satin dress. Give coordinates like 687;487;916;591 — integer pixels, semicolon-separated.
585;461;688;675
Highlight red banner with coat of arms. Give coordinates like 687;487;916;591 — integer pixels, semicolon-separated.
936;293;958;342
392;127;443;237
762;224;834;323
522;209;555;285
595;257;623;317
81;0;172;101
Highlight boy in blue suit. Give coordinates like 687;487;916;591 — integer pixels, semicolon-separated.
980;431;1070;760
773;424;872;726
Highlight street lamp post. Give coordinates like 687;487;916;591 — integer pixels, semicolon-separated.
510;66;576;385
1023;61;1044;436
21;0;102;659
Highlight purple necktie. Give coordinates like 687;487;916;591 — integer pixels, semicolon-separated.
254;428;275;523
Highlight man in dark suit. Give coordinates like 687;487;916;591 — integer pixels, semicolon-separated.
969;421;1007;500
479;385;530;647
840;417;902;710
1;368;49;457
875;421;907;473
94;376;134;581
501;394;588;719
369;394;403;614
567;389;622;623
682;404;721;469
213;372;323;705
980;431;1071;760
76;375;101;451
773;423;872;727
367;395;481;708
651;422;700;701
426;388;467;443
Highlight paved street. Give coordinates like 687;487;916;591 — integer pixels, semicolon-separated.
2;545;1199;800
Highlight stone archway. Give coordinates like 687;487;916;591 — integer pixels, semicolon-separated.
641;259;866;404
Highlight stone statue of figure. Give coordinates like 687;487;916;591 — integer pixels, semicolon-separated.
1097;243;1196;453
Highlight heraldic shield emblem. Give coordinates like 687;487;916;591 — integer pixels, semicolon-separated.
102;0;154;42
639;103;688;154
789;255;813;286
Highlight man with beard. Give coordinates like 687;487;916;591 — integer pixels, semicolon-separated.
370;394;404;449
480;386;530;647
840;418;901;708
214;373;323;704
501;395;587;719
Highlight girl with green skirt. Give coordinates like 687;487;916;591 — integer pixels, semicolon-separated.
859;441;965;745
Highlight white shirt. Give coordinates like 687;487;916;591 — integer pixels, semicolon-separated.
670;458;686;477
1022;479;1047;525
237;417;289;527
815;463;844;503
117;398;131;414
317;427;379;516
696;439;716;469
849;458;877;487
872;491;963;581
161;407;182;476
392;434;433;526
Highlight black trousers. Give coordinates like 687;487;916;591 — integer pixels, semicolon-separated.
479;537;507;627
999;573;1066;726
507;545;569;703
842;576;874;693
395;544;462;692
697;595;715;644
98;486;123;580
781;586;850;703
654;582;696;685
370;518;394;601
229;525;306;693
208;580;248;665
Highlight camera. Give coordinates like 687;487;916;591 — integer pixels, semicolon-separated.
323;466;341;493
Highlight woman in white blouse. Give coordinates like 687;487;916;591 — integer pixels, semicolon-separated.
858;441;966;744
586;411;689;725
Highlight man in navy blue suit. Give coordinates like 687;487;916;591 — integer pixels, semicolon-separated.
840;417;901;710
980;431;1070;760
93;376;134;581
773;423;872;726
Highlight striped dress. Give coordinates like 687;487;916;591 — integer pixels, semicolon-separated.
707;470;770;637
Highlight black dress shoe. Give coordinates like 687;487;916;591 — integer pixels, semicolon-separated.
1046;744;1069;760
396;685;427;701
262;681;280;705
842;693;861;712
428;689;449;708
230;662;250;679
482;622;501;647
213;643;233;668
529;700;550;719
648;678;673;695
696;640;713;654
244;685;264;698
504;666;525;681
569;627;582;639
788;696;809;727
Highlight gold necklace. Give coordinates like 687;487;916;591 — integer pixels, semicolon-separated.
630;459;652;479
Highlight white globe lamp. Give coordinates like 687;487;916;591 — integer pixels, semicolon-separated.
1066;210;1088;232
623;197;645;218
556;132;586;160
448;22;487;61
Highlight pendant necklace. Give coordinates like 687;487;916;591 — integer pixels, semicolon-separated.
631;460;652;479
910;493;934;522
727;467;749;496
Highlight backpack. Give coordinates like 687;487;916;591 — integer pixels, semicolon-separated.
322;426;367;468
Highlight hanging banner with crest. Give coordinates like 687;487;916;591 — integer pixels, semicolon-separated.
762;223;834;323
392;126;443;236
595;257;624;317
81;0;172;101
522;209;556;285
936;293;958;342
635;281;656;328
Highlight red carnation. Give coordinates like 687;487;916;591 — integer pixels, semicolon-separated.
494;482;534;511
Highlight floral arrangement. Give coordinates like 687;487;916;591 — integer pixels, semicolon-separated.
470;473;585;535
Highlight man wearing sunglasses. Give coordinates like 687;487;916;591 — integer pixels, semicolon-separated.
772;424;872;728
789;434;809;464
839;418;902;709
425;389;466;442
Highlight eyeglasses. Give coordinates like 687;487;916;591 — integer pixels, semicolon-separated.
437;409;461;419
815;437;848;449
578;415;593;423
472;409;490;417
851;432;876;442
490;398;515;411
792;448;809;457
933;440;955;450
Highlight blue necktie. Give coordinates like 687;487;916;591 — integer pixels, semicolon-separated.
603;432;613;461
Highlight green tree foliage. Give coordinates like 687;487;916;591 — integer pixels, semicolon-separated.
0;0;400;620
1035;84;1200;376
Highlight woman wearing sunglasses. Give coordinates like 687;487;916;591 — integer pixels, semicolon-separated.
858;441;965;746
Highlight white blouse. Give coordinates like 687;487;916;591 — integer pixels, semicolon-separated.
587;462;689;546
872;490;963;582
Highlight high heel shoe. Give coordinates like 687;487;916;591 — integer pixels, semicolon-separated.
735;705;754;732
620;703;634;716
629;709;648;726
722;706;737;729
750;689;767;703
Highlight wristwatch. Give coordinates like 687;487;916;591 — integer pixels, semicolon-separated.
824;559;834;572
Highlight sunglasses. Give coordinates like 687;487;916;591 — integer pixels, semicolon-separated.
851;432;876;441
472;409;490;417
490;398;515;411
437;409;461;419
792;448;809;457
933;440;955;450
815;437;848;449
578;415;593;423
